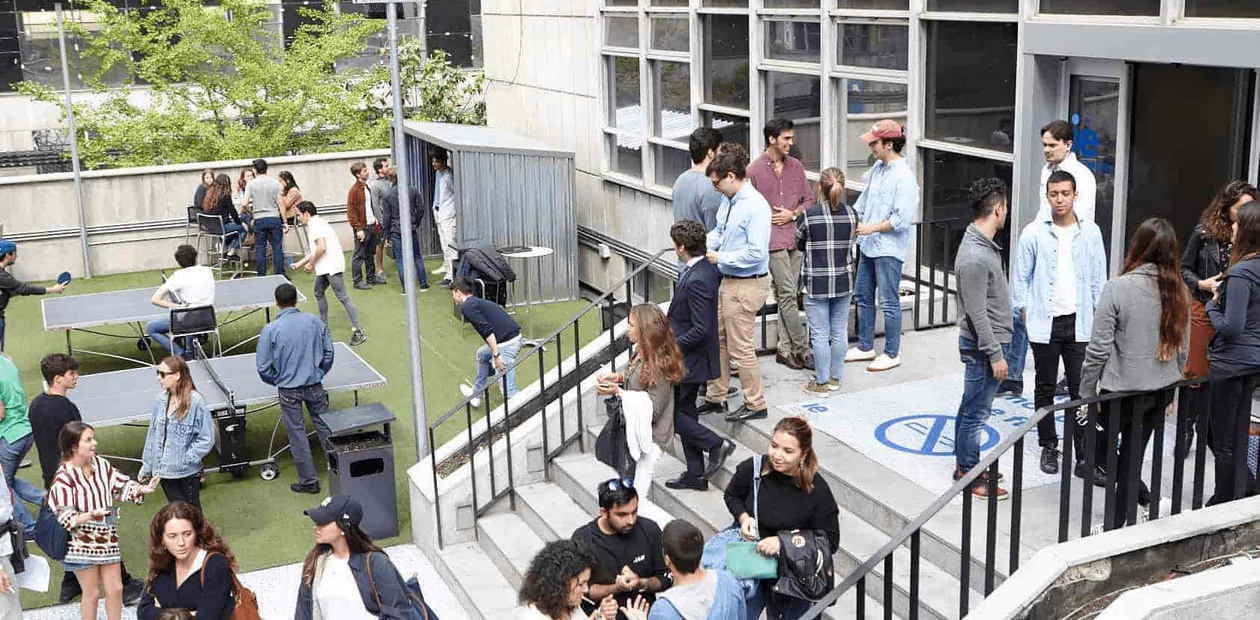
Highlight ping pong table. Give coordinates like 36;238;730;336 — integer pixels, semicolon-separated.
41;275;306;366
70;342;387;480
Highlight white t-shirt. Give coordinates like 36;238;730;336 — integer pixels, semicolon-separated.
364;185;377;226
306;215;346;276
315;555;376;620
1052;223;1078;317
164;265;216;306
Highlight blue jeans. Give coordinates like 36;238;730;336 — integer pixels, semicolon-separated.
224;222;247;251
803;293;852;385
145;316;187;358
854;252;903;358
253;216;285;277
471;339;522;398
956;338;1013;472
278;384;332;486
0;433;44;537
1005;309;1028;380
390;232;430;289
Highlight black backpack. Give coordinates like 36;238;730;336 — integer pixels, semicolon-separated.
594;395;635;479
773;529;835;601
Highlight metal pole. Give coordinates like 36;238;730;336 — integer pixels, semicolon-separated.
56;3;92;278
388;2;430;459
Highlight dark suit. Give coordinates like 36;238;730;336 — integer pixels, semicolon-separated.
668;258;724;479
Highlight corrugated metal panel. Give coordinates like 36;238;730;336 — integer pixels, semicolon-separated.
403;121;575;159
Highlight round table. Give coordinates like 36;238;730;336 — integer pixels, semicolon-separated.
503;246;555;347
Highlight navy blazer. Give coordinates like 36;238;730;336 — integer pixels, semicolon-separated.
668;259;721;385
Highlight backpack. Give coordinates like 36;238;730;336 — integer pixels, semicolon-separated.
365;551;440;620
773;529;835;601
201;552;261;620
594;395;635;480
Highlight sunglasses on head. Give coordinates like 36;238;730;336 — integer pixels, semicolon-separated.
156;369;176;378
605;477;635;492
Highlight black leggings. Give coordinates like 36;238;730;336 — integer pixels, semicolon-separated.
161;475;202;510
1207;370;1258;505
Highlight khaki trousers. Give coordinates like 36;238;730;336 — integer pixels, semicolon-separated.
768;248;807;357
705;275;770;411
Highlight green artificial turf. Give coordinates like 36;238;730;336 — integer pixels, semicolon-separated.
10;256;598;609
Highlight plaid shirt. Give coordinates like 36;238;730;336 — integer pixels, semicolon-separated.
795;202;858;298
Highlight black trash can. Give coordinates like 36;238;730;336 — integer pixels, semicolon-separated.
212;404;249;478
325;403;399;540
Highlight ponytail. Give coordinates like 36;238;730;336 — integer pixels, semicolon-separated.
818;167;846;213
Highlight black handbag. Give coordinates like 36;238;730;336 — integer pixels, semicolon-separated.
773;528;835;601
594;395;635;480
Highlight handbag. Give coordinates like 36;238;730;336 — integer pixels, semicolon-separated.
365;551;439;620
202;552;261;620
594;395;635;480
725;454;778;580
33;500;68;561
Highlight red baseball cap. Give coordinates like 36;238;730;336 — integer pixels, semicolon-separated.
859;120;904;143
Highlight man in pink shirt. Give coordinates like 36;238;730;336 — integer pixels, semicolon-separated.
746;118;815;370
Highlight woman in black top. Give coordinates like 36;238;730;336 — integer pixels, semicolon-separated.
724;416;839;620
192;169;214;212
137;502;237;620
203;174;245;254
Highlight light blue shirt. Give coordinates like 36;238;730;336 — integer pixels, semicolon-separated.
853;157;918;260
706;182;771;277
256;308;335;388
1011;215;1108;343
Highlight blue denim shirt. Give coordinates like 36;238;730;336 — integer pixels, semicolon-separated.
853;158;918;260
706;182;771;277
1011;216;1108;343
256;308;335;388
140;390;215;480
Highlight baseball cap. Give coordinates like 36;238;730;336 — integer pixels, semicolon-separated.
859;120;904;144
304;495;364;526
0;240;15;257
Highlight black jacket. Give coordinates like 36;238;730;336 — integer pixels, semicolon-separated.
0;266;45;319
668;259;720;385
461;247;516;284
137;552;235;620
1181;225;1229;304
1207;255;1260;372
381;185;425;238
295;551;413;620
207;193;242;226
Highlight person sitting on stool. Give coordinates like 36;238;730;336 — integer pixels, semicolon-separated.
452;278;522;407
146;245;215;360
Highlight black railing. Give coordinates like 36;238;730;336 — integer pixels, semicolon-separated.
804;369;1260;619
910;217;962;331
426;248;674;549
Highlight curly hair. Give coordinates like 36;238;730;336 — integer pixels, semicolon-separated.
1200;180;1257;243
628;303;685;388
518;540;596;618
147;502;238;587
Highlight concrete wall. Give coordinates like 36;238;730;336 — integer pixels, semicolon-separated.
0;149;388;281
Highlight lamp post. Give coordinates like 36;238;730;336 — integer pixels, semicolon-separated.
54;3;92;278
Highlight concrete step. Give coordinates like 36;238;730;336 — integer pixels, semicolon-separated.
515;482;592;542
430;542;519;620
477;512;545;590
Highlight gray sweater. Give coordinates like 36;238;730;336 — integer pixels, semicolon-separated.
1079;263;1189;398
955;224;1013;362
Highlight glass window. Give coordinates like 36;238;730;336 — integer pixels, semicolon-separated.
1185;0;1260;16
653;61;692;139
655;144;693;188
764;20;821;64
764;71;822;172
650;15;688;52
703;0;748;6
651;0;688;5
927;0;1018;11
764;0;821;8
1039;0;1158;14
841;80;908;182
610;134;645;178
703;14;750;109
922;149;1013;269
838;0;909;7
605;14;639;49
925;21;1016;152
606;0;637;6
609;56;642;129
837;20;908;71
703;111;751;153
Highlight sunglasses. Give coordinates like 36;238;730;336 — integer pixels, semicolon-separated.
156;369;177;378
604;477;635;492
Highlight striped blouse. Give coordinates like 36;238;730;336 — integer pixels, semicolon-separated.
48;456;144;565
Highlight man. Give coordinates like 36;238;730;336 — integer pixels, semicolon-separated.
1012;170;1107;477
664;220;734;491
367;156;393;284
846;119;918;372
241;158;286;277
256;283;335;494
452;278;522;407
431;150;459;286
999;119;1100;396
146;244;216;359
347;161;381;291
571;479;671;619
695;143;772;423
0;355;42;536
746;118;815;371
380;167;431;293
29;353;145;605
0;239;67;352
952;178;1014;501
650;519;746;620
672;128;725;230
289;202;368;346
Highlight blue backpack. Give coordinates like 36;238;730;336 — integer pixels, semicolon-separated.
34;501;69;561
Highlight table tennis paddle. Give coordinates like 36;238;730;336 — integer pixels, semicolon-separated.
56;271;72;286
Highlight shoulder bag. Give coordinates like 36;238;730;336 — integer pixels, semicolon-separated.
723;454;778;580
202;552;261;620
365;551;440;620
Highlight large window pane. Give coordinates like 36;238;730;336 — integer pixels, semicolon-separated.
925;21;1016;152
606;0;637;6
764;20;821;64
764;0;821;8
1039;0;1158;14
605;14;639;49
703;0;748;6
609;56;642;129
927;0;1018;11
653;61;691;139
1186;0;1260;16
651;0;689;5
610;134;644;178
922;149;1013;269
764;71;822;172
655;144;693;188
703;111;751;153
842;80;909;182
650;15;688;52
838;0;909;7
837;20;908;71
704;14;749;109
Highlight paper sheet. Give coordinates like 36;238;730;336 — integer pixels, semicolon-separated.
16;555;50;593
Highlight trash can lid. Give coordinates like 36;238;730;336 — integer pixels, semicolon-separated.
325;402;396;438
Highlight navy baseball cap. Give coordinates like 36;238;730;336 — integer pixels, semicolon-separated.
304;495;364;526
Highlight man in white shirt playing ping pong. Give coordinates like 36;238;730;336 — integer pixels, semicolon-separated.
146;244;216;360
290;202;368;347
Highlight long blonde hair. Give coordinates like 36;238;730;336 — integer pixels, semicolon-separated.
818;167;846;213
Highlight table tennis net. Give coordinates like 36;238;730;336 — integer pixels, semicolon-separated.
191;339;234;405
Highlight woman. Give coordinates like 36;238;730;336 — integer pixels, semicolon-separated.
1206;200;1260;505
723;416;839;620
139;356;215;508
1079;218;1189;529
295;495;414;619
1180;181;1256;453
517;539;616;620
137;502;238;620
279;171;304;222
796;167;857;395
595;303;685;492
234;167;256;232
203;173;246;255
193;169;214;212
48;422;159;620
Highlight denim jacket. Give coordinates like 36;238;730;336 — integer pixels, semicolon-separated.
1011;215;1107;344
140;390;215;480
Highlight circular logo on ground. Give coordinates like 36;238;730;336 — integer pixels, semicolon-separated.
874;414;1000;456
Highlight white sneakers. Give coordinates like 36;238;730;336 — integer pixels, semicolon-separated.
844;347;900;372
459;382;482;408
432;266;447;275
844;347;876;363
